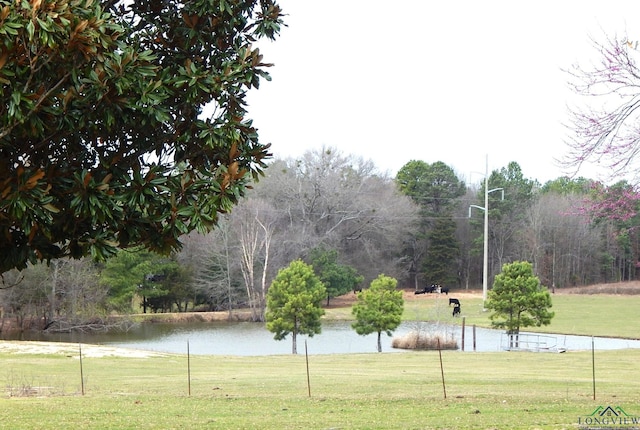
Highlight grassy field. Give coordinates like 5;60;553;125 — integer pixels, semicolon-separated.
1;289;640;429
327;289;640;339
0;348;639;429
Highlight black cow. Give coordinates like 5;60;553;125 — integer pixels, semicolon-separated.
415;285;436;294
452;304;461;317
441;287;450;295
449;298;460;307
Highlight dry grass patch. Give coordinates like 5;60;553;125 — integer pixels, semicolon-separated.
392;330;458;350
561;280;640;295
132;310;252;323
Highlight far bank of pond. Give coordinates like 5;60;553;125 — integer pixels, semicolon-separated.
3;320;640;355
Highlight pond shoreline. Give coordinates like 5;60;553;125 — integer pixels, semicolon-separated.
2;318;640;355
2;283;640;340
3;310;640;343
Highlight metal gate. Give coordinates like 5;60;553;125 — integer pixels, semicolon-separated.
500;332;566;353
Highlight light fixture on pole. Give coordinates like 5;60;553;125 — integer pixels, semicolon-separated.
468;156;503;310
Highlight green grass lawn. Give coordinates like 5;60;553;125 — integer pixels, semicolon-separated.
0;349;639;429
1;292;639;429
374;292;640;340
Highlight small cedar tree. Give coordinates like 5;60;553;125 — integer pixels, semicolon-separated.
352;274;404;352
265;260;326;354
486;261;554;335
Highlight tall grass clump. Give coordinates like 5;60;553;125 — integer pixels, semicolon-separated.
391;321;458;350
392;329;458;350
395;298;460;350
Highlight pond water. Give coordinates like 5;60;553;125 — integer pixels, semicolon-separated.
5;320;640;355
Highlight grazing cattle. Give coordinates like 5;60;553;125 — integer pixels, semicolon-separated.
416;285;450;295
452;304;461;317
449;298;460;307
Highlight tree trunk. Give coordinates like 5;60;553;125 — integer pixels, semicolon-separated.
377;331;382;353
256;217;273;322
50;261;59;323
292;329;298;355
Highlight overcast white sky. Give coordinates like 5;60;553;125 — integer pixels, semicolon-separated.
246;1;640;185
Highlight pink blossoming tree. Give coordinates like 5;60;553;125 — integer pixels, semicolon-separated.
565;34;640;181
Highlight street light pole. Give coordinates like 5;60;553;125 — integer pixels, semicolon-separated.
482;161;489;306
469;156;503;310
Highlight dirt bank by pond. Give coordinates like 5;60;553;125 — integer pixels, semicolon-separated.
132;309;254;324
0;340;166;358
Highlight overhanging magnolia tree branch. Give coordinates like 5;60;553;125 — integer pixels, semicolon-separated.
0;0;284;274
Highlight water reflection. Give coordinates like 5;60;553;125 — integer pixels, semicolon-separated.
3;320;640;356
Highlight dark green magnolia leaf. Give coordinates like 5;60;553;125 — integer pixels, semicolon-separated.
0;0;284;273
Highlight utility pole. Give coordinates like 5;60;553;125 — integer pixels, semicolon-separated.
469;155;504;309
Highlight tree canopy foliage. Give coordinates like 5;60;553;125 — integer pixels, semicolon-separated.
0;0;283;274
561;34;640;282
5;139;640;329
485;261;554;334
307;247;363;306
423;217;459;285
99;247;192;313
396;160;465;288
396;160;465;217
265;259;326;354
351;274;403;352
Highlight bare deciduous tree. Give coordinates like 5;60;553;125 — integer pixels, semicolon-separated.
233;199;280;321
179;226;240;315
254;147;419;286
